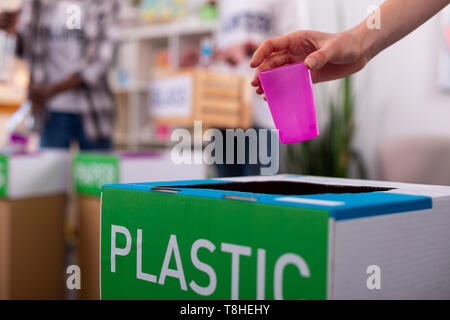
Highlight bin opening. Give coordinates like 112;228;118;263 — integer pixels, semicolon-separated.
170;181;393;196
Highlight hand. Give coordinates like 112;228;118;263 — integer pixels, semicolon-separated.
30;102;45;113
217;42;258;67
180;47;200;68
0;11;19;33
250;30;368;94
28;84;56;107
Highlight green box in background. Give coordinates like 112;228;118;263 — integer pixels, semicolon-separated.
72;150;207;300
73;153;120;197
0;151;69;199
100;175;450;300
0;154;8;198
0;151;69;299
73;151;207;197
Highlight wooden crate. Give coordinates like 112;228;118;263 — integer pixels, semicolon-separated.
149;69;252;129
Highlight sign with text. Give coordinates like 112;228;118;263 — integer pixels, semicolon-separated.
73;153;119;197
149;75;193;118
101;187;329;300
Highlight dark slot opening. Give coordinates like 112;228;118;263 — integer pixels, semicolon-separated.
171;181;393;196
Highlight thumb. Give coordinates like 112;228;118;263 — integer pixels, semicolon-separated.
305;41;336;70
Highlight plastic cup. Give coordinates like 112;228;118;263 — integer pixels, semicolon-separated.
258;62;319;144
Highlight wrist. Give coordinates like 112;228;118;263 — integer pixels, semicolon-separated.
49;74;82;97
48;84;60;98
348;21;377;63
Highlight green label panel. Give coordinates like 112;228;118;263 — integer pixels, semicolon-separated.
73;153;119;197
101;188;329;300
0;155;8;198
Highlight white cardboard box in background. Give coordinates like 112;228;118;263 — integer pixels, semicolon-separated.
73;149;207;197
1;150;70;199
120;150;206;184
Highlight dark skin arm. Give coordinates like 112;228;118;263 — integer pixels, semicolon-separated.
0;11;19;33
29;73;83;111
2;11;83;110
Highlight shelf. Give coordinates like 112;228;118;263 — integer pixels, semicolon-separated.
115;18;219;42
112;17;219;149
111;82;149;94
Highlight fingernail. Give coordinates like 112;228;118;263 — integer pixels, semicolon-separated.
305;57;317;69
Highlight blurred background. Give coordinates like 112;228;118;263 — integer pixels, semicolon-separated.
0;0;449;182
0;0;449;300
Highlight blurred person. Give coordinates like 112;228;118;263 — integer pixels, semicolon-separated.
251;0;449;89
0;0;120;150
0;9;19;34
212;0;310;177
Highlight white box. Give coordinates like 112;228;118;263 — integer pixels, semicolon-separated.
0;150;70;199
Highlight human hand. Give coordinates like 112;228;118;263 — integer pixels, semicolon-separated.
250;30;368;94
217;42;258;67
0;11;19;33
180;47;200;68
28;84;56;110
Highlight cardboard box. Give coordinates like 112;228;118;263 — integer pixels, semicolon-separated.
73;150;207;299
73;150;207;197
0;151;69;199
149;70;252;129
0;195;66;300
77;195;101;300
99;175;450;300
0;151;69;300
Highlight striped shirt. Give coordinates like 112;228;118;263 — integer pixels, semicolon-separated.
17;0;120;140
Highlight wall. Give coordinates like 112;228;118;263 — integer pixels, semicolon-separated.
305;0;450;179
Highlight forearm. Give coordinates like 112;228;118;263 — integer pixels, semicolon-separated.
351;0;449;61
50;73;83;96
28;73;83;109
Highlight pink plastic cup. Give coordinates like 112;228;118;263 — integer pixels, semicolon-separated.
258;62;319;144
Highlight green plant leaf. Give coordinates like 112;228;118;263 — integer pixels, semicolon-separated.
282;76;366;179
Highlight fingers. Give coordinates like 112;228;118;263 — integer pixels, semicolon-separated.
0;17;12;30
217;45;248;67
29;93;44;105
28;86;46;105
0;13;18;31
31;102;45;113
256;85;264;95
251;51;293;89
250;35;291;68
305;50;328;70
304;40;338;70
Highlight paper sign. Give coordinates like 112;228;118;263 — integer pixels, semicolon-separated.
73;153;119;197
149;75;193;118
100;187;329;300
